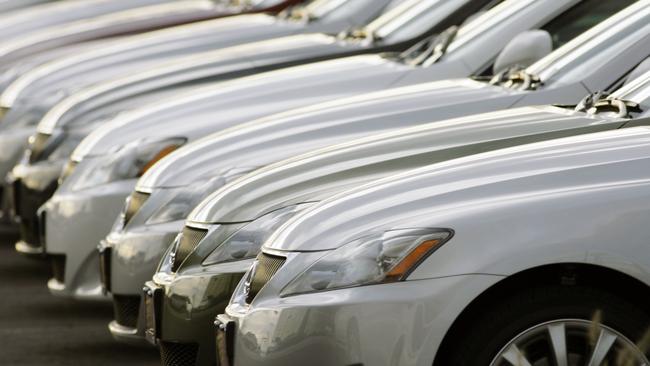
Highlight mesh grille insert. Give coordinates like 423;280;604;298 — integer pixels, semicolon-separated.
28;132;51;163
172;226;208;272
160;341;199;366
246;253;286;304
112;295;140;328
123;191;150;227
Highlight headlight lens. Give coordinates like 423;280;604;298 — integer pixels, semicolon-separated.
146;187;199;225
71;137;185;191
203;204;314;265
281;228;452;297
146;167;258;225
46;134;85;162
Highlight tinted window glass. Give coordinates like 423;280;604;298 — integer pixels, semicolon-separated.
542;0;636;48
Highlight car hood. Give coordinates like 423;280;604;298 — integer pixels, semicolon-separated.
191;107;628;223
0;1;228;66
265;125;650;252
71;53;415;161
135;78;514;194
0;13;301;110
0;0;176;40
38;32;365;135
189;106;629;224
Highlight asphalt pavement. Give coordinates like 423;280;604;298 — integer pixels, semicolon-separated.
0;234;160;366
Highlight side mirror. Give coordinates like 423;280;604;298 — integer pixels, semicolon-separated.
493;30;552;74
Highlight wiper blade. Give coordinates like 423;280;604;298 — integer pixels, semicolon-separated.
339;27;381;43
400;26;458;66
489;66;542;91
575;92;641;118
278;5;314;22
574;91;610;112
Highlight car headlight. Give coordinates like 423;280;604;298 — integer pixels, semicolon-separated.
71;137;186;191
146;167;259;225
281;228;453;297
45;133;86;162
146;185;207;225
203;204;314;265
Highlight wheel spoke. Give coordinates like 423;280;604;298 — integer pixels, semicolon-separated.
502;344;533;366
588;327;618;366
547;323;569;366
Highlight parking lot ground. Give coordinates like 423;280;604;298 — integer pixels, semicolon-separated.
0;235;160;366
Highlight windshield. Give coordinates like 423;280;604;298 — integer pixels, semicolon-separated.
528;0;646;85
443;0;533;55
365;0;462;43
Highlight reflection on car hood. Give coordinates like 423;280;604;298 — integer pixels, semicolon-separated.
41;33;359;135
0;0;176;40
0;13;292;109
0;1;224;66
72;53;409;161
190;106;629;224
138;78;511;195
266;125;650;252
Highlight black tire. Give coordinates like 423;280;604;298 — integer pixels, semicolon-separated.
439;285;650;365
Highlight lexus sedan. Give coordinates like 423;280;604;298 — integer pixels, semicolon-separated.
145;67;650;366
19;0;500;299
220;123;650;366
102;0;648;349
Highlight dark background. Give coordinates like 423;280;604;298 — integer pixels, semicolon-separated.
0;232;160;366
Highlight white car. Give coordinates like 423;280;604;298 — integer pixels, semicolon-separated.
27;0;501;299
104;0;649;347
142;66;650;366
0;0;304;226
220;124;650;366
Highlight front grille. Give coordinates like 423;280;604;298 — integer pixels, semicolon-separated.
11;179;22;217
28;132;51;163
123;191;150;227
58;160;78;184
13;178;58;248
37;210;46;250
172;226;208;272
160;341;199;366
17;210;41;250
246;253;286;304
51;255;66;283
112;295;140;328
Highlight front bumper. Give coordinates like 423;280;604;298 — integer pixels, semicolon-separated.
0;127;35;227
10;160;64;256
222;275;502;366
143;261;251;366
102;221;182;343
43;179;136;300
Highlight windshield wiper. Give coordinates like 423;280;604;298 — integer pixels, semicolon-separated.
339;27;381;43
489;66;542;91
278;5;315;22
573;91;610;111
399;26;458;66
575;92;641;118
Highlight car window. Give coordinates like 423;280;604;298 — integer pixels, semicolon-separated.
528;1;650;86
541;0;636;48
